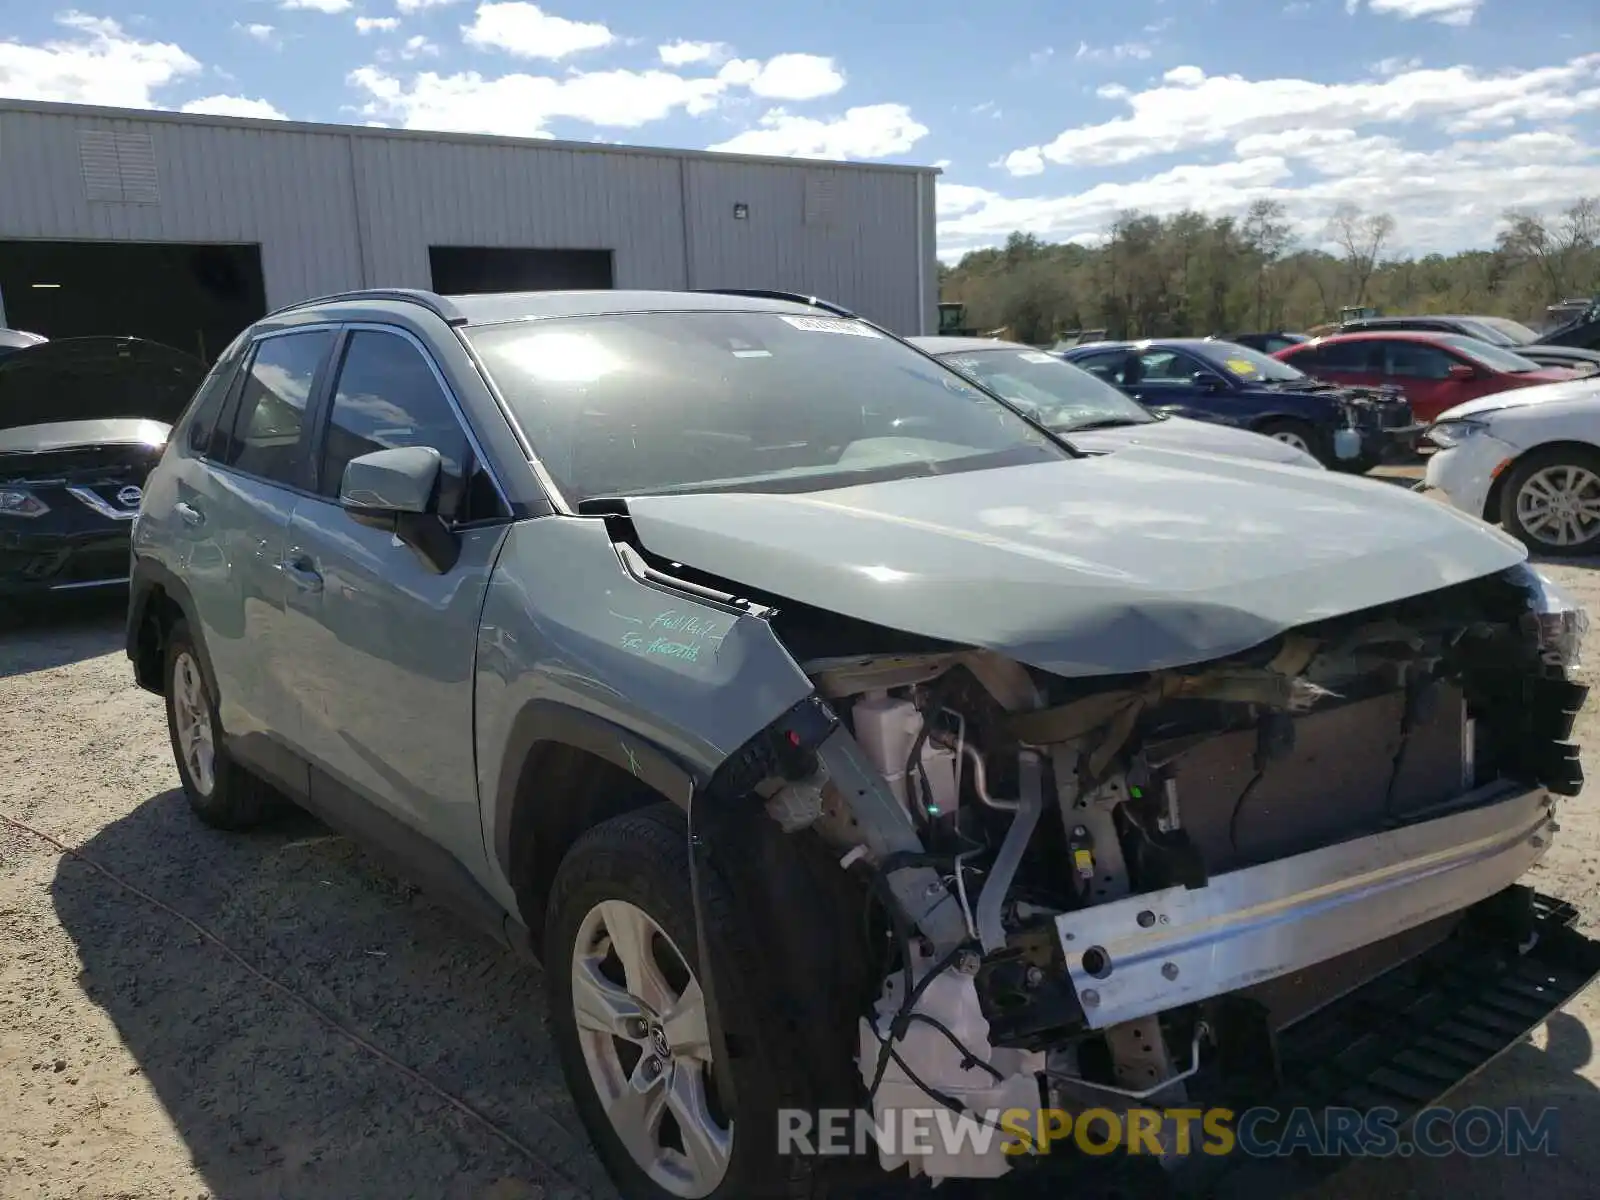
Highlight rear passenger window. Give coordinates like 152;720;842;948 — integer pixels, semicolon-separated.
182;335;249;456
1312;342;1376;372
318;330;484;520
216;331;334;486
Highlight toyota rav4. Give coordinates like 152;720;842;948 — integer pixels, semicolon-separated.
128;288;1600;1199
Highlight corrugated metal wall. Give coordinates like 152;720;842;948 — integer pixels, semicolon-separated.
0;102;936;334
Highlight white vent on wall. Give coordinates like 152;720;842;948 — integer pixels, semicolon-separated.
804;174;835;226
79;130;160;204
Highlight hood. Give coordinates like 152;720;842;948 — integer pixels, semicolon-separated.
1520;344;1600;366
0;336;206;432
0;417;171;457
1523;366;1583;383
1434;375;1600;422
1065;415;1319;468
620;448;1525;678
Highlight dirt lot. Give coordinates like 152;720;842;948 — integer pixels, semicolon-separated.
3;551;1600;1199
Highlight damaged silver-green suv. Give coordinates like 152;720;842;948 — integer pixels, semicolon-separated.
128;288;1600;1198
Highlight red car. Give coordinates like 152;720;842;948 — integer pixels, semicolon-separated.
1273;330;1580;423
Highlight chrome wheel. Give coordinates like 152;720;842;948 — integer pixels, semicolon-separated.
172;650;216;796
571;899;732;1198
1269;429;1313;453
1515;464;1600;548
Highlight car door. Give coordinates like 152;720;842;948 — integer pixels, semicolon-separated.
277;325;514;877
1376;339;1476;422
1125;348;1219;421
165;327;336;795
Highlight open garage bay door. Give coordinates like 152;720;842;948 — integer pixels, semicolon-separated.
0;240;266;364
429;246;614;295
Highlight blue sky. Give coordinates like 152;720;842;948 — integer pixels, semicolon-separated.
3;0;1599;259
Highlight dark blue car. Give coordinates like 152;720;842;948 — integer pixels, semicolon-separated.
1059;337;1419;470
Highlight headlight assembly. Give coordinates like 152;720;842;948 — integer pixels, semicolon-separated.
0;488;49;518
1508;562;1589;671
1425;417;1492;449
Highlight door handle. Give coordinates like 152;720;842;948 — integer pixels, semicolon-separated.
174;501;204;527
279;554;323;593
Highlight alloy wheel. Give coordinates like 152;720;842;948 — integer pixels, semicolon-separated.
172;651;216;796
571;899;732;1198
1515;464;1600;549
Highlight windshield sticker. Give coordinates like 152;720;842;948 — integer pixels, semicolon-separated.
1019;351;1056;364
732;349;772;358
780;315;882;337
1223;357;1259;376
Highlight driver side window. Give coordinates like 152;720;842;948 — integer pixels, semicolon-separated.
1137;350;1197;385
1382;341;1454;380
317;329;504;522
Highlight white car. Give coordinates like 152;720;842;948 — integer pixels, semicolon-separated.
1424;375;1600;553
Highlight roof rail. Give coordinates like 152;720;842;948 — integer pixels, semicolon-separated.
265;288;466;324
690;288;857;319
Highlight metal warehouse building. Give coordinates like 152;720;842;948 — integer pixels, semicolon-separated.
0;99;938;361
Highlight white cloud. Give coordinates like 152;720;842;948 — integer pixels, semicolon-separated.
398;0;464;10
356;17;400;33
658;40;729;67
939;129;1600;260
402;35;439;58
236;22;277;43
350;49;851;136
1075;41;1154;64
1002;54;1600;172
352;65;726;133
461;3;614;59
1372;55;1422;75
180;94;289;120
719;53;845;101
707;104;927;160
0;12;199;108
280;0;353;12
1357;0;1482;25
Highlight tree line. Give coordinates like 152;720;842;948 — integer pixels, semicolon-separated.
939;197;1600;345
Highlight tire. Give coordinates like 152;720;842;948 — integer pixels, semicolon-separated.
1255;418;1328;466
545;804;829;1200
164;618;277;829
1499;446;1600;557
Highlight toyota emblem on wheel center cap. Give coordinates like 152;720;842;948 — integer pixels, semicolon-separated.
117;485;143;508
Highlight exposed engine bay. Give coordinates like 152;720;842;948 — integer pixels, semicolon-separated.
748;561;1588;1184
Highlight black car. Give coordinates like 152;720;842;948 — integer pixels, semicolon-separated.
1227;331;1309;355
0;328;47;362
1059;337;1419;470
1;336;206;600
1338;314;1600;373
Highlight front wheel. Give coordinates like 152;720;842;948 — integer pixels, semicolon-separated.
545;805;827;1200
1499;446;1600;555
1255;418;1327;465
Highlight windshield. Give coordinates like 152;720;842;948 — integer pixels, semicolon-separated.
1438;335;1546;374
1473;316;1541;345
938;347;1156;431
467;312;1068;505
1187;340;1308;383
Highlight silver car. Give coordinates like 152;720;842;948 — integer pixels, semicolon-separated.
129;288;1599;1199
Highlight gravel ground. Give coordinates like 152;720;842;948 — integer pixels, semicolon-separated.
3;547;1600;1200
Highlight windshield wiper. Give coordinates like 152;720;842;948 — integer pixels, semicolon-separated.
1056;416;1151;432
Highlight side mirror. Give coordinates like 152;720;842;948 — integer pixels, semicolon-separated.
1447;363;1477;380
1192;371;1227;391
339;446;459;573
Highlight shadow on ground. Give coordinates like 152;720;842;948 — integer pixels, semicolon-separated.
0;592;126;678
50;789;611;1200
47;789;1600;1200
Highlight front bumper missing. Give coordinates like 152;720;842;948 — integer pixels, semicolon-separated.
1055;783;1556;1030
